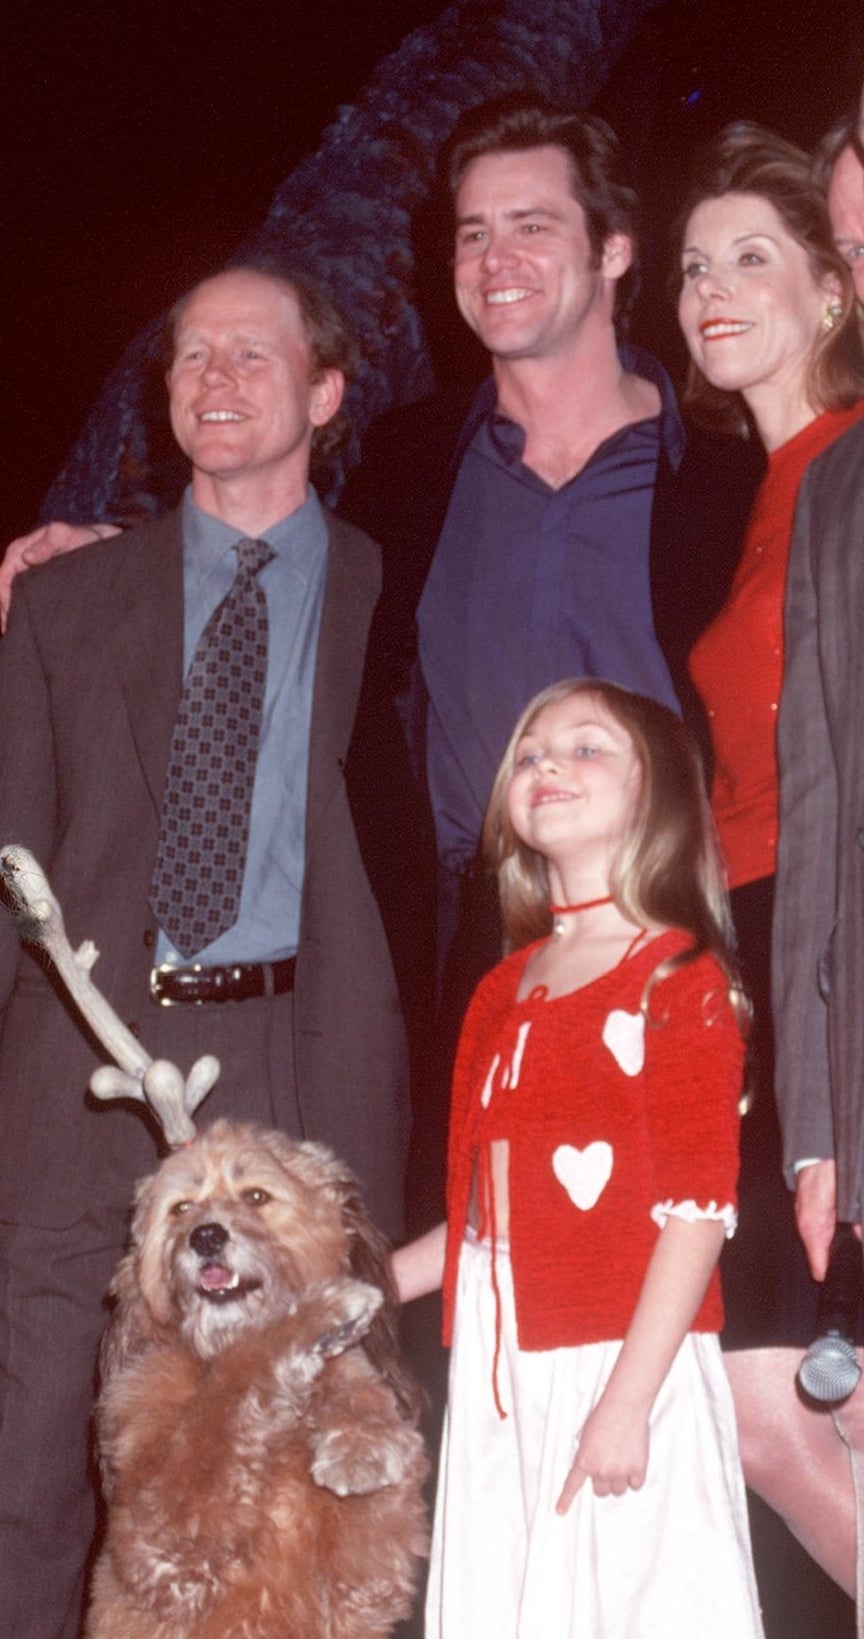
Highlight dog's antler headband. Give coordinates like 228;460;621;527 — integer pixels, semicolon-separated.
0;844;218;1147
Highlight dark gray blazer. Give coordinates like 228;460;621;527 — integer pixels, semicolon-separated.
0;508;409;1238
773;416;864;1222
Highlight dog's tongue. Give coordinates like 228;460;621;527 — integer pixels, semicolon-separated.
200;1264;235;1291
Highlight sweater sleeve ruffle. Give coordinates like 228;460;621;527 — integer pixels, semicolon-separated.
650;1198;737;1237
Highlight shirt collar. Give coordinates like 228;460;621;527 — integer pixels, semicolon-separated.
621;342;685;471
181;484;327;582
455;342;685;475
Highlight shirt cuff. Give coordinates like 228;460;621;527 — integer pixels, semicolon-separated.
651;1198;737;1238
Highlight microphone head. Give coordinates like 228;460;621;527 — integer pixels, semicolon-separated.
798;1333;862;1404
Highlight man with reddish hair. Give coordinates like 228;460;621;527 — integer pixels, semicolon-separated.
0;262;410;1639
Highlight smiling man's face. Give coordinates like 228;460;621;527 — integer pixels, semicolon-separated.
452;145;627;367
167;269;342;495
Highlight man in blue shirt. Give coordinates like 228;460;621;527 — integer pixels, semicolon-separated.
419;107;682;879
344;97;757;1002
0;263;411;1639
2;102;758;995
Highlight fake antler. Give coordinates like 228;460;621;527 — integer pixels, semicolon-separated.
0;844;219;1146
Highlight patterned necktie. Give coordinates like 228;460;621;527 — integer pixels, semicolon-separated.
149;536;275;958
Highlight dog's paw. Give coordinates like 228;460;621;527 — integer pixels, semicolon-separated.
312;1278;382;1359
311;1425;410;1496
270;1280;382;1405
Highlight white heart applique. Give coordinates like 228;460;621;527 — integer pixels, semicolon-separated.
552;1142;613;1211
602;1009;645;1076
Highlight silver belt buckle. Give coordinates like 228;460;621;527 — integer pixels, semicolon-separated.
149;962;202;1007
149;964;173;1006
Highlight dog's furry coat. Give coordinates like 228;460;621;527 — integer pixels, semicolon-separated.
84;1120;428;1638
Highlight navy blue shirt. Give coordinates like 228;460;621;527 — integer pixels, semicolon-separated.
417;347;684;872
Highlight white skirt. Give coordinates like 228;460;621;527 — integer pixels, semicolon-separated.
426;1235;764;1639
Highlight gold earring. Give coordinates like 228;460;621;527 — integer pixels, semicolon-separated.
822;301;844;332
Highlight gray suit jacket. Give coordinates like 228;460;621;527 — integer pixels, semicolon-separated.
0;508;409;1237
773;417;864;1221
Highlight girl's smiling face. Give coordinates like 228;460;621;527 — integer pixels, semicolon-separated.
506;692;642;878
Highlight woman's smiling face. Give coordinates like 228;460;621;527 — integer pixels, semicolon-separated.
678;191;834;408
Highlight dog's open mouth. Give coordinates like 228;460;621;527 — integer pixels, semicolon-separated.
197;1263;263;1305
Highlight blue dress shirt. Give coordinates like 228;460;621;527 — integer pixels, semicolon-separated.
154;486;328;967
417;347;683;873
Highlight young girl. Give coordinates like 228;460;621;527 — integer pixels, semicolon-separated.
395;678;764;1638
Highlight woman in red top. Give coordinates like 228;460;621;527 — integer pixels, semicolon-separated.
394;678;761;1638
678;123;864;1607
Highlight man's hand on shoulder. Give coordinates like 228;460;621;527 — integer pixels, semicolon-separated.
0;521;122;632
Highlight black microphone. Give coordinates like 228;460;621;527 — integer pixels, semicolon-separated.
798;1223;863;1403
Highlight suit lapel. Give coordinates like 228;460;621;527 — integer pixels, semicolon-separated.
105;512;185;818
306;512;379;855
812;429;864;726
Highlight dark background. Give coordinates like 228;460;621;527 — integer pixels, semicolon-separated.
6;7;864;1634
6;0;864;541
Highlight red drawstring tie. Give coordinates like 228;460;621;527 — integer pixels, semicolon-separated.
477;1143;508;1421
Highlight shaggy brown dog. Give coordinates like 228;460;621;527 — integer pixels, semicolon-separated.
85;1120;428;1639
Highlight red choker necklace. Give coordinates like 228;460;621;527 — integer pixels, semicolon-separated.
548;894;614;915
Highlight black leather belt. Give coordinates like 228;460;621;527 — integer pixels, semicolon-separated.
149;958;296;1007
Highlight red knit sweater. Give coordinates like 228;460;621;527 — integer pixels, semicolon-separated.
442;931;743;1350
689;404;864;890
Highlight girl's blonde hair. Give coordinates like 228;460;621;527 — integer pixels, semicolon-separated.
483;679;744;1017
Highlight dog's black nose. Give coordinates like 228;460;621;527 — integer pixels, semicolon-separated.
189;1222;229;1258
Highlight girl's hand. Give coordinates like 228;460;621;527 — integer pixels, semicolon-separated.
556;1394;649;1512
555;1218;727;1513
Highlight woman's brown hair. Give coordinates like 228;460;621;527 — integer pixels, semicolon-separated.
675;122;864;438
